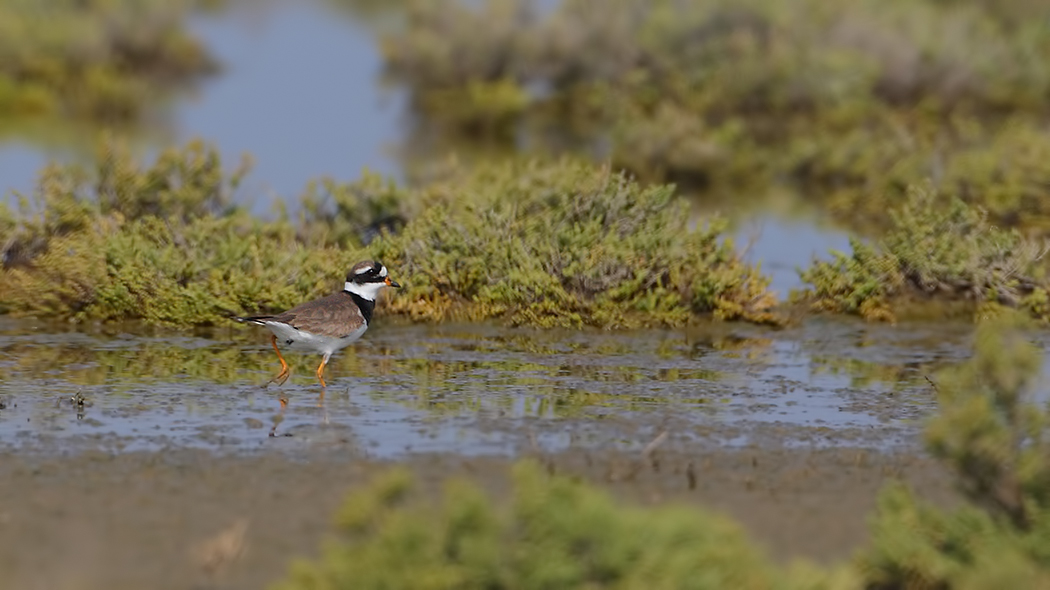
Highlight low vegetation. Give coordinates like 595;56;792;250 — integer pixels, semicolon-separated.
274;460;850;590
0;0;215;124
272;314;1050;589
381;0;1050;228
368;159;778;327
797;185;1050;322
9;139;1050;328
858;312;1050;587
0;139;363;324
0;139;778;328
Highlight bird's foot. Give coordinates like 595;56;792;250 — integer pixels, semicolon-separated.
267;369;290;387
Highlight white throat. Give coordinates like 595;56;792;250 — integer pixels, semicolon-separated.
344;281;385;301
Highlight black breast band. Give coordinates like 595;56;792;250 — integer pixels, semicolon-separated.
347;292;375;325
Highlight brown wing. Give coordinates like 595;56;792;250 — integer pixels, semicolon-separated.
269;292;365;338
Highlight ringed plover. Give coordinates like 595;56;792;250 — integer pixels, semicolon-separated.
235;260;400;387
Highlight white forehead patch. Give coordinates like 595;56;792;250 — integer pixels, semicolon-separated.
379;266;388;278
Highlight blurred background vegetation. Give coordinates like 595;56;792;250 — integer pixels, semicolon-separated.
4;0;1050;325
383;0;1050;229
0;0;220;145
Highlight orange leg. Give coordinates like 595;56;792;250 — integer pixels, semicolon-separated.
268;334;290;385
315;354;329;388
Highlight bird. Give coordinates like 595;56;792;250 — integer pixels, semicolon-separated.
234;260;400;388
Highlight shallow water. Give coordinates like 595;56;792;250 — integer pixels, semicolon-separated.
0;316;989;458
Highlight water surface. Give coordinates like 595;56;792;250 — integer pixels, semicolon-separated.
0;317;987;458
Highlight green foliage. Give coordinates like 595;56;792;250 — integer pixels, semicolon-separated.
275;460;851;590
858;314;1050;588
369;159;779;327
0;139;774;328
797;185;1049;322
5;137;246;261
380;0;537;135
795;238;900;322
296;171;412;247
925;314;1050;528
0;0;215;123
387;0;1050;115
860;483;1050;589
1;139;365;325
799;115;1050;231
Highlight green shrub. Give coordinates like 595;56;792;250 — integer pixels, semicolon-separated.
1;139;776;328
860;483;1050;590
858;313;1050;588
274;461;852;590
296;171;413;247
797;185;1049;322
386;0;1050;116
924;314;1050;529
370;159;779;327
1;139;365;324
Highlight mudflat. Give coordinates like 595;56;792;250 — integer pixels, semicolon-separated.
0;442;954;590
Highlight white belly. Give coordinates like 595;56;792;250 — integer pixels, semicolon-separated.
264;322;368;356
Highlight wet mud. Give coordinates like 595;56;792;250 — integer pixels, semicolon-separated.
0;317;986;588
0;445;955;590
0;318;976;455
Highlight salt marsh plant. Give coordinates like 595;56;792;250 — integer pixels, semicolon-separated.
797;185;1050;322
1;139;365;324
296;172;412;247
369;159;779;327
859;313;1050;588
386;0;1050;123
274;461;852;590
0;139;776;328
